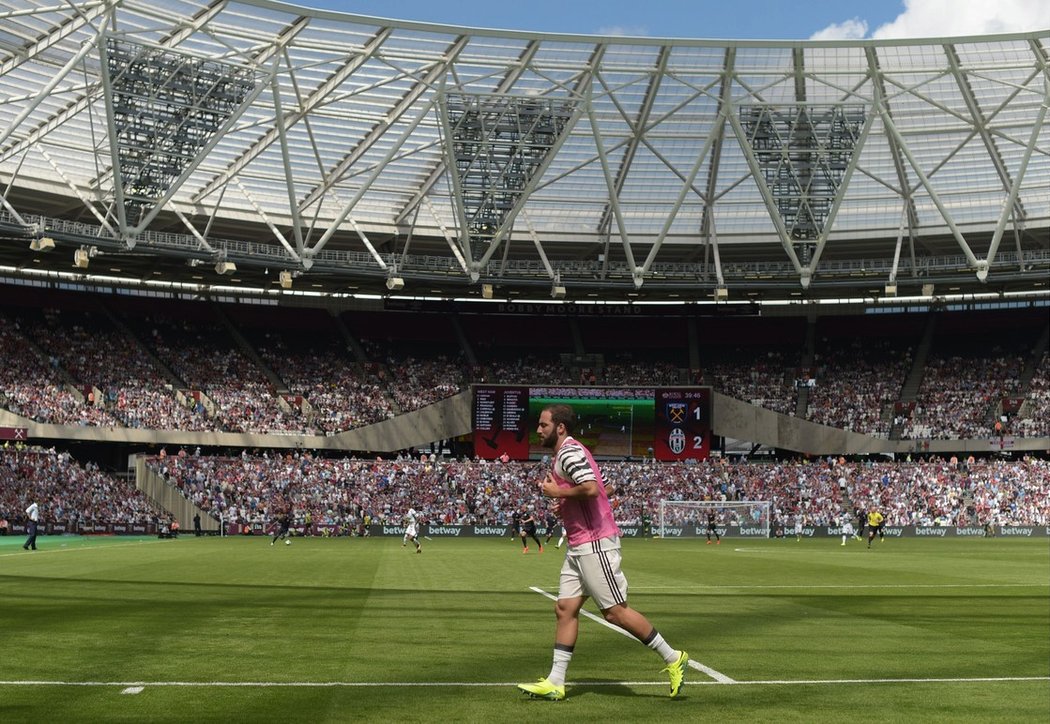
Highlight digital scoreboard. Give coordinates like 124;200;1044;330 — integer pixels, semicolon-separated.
472;385;711;461
653;387;711;460
472;385;530;459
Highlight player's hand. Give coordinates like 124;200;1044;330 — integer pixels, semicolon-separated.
539;473;559;498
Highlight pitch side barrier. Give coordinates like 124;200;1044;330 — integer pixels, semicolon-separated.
226;523;1050;538
5;522;160;535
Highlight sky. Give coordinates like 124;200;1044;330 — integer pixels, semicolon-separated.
302;0;1050;40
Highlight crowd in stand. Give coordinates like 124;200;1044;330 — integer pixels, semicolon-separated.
385;354;466;412
2;302;1048;440
806;339;911;436
700;350;798;416
0;314;107;426
255;337;394;434
32;309;213;432
148;452;1050;533
903;349;1025;439
1013;352;1049;439
1;448;164;526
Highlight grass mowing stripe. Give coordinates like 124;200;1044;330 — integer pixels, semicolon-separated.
3;537;1045;720
529;585;737;683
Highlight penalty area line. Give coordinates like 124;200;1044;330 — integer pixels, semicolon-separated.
528;585;736;684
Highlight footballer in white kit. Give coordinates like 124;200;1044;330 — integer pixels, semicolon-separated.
403;508;422;553
840;513;855;545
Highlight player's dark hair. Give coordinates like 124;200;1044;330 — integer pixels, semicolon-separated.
543;404;576;434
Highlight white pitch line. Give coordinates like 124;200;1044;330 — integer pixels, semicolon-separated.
529;586;736;684
0;676;1045;689
0;539;160;559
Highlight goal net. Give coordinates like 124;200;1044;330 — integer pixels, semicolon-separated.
657;500;771;538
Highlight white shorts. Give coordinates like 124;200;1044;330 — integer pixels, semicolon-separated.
558;545;629;611
842;522;855;535
405;524;418;538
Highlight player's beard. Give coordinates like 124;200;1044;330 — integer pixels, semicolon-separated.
540;429;558;448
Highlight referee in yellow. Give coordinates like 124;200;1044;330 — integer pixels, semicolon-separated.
866;509;884;548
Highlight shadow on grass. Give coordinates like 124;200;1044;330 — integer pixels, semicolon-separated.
566;679;683;700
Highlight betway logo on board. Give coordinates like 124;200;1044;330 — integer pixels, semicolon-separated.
427;526;462;536
1000;527;1034;537
383;526;406;535
473;526;509;536
956;527;985;537
739;526;767;537
915;527;947;537
659;527;684;537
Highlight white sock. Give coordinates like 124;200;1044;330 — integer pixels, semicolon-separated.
841;535;846;544
557;535;565;547
643;630;678;664
547;645;573;686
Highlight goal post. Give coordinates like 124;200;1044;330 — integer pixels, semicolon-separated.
657;500;770;538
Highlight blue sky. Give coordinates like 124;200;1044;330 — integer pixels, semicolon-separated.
303;0;1049;40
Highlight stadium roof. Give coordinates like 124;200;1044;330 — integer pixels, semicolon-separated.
0;0;1047;302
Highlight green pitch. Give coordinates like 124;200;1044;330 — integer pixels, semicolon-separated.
1;534;1047;723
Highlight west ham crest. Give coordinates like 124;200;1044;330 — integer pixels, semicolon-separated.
666;402;687;424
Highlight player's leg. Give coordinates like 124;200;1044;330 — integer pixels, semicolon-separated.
521;529;529;552
532;531;544;551
518;558;585;700
583;550;688;698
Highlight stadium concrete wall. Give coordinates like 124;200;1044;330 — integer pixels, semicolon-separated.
133;455;220;533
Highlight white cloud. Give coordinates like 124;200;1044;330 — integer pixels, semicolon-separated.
809;18;869;41
595;25;649;37
873;0;1050;38
811;0;1050;40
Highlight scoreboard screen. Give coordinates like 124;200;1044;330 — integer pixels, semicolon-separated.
472;385;711;461
472;385;530;459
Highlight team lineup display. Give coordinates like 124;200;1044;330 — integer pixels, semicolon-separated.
472;385;712;461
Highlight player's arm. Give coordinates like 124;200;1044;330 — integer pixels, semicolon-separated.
542;475;600;499
540;445;602;499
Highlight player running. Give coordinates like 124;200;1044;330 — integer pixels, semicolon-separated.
520;507;543;554
840;511;855;546
403;508;422;553
270;509;292;546
518;404;689;701
544;509;561;548
866;508;884;548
